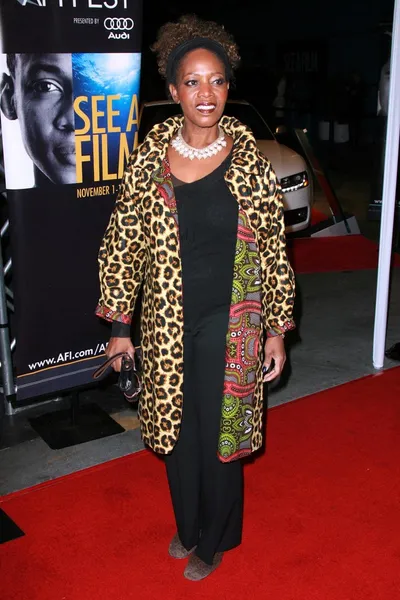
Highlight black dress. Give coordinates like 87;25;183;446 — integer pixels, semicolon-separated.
112;153;244;564
173;152;238;326
164;153;244;565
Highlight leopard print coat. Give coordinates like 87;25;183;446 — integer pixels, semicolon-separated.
96;115;295;462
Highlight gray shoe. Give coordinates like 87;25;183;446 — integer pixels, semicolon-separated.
168;533;196;559
183;552;223;581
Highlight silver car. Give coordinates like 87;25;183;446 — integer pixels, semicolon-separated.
138;99;313;233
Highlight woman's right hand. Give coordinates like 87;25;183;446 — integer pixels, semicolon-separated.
106;337;135;372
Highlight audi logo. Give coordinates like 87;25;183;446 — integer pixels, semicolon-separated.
104;18;134;31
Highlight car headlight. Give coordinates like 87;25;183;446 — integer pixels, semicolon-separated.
280;171;309;193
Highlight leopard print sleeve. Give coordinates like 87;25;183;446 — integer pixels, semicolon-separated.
95;159;146;325
258;162;296;337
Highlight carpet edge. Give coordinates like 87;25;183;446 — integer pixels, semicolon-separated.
0;448;150;503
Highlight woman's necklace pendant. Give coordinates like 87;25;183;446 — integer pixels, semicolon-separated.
171;126;227;160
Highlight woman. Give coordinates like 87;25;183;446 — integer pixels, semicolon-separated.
96;14;295;581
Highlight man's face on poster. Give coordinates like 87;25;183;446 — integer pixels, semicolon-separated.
2;53;76;185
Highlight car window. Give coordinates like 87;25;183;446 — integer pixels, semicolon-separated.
138;101;275;143
223;103;275;140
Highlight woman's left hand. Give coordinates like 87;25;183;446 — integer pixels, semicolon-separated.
263;336;286;382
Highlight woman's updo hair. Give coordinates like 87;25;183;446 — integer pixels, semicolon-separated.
151;14;241;85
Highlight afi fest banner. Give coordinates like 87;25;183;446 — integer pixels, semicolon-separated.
0;0;143;401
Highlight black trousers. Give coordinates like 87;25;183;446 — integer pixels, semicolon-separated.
165;310;243;565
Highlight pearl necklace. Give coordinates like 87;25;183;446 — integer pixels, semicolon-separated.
171;126;227;160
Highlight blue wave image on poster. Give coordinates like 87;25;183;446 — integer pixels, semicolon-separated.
72;53;141;184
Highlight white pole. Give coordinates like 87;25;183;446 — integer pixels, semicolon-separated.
373;0;400;369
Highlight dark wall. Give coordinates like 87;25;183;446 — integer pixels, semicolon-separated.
140;0;395;124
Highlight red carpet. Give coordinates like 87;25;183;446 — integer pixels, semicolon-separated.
289;234;400;274
311;207;331;225
2;367;400;600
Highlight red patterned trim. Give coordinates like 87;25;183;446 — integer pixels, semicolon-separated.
218;447;252;463
153;158;176;212
237;221;256;242
267;320;296;338
230;300;262;319
95;305;132;325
